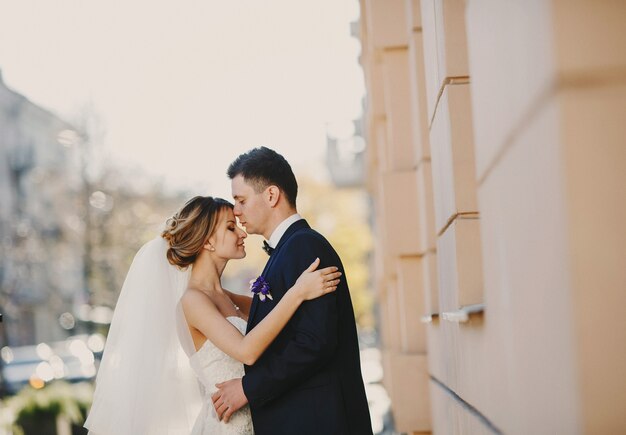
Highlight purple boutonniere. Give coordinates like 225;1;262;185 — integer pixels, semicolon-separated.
249;276;273;301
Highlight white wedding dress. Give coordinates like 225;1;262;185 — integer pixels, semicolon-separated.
85;237;255;435
188;316;254;435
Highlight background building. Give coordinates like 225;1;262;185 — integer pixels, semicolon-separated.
360;1;626;433
0;71;84;346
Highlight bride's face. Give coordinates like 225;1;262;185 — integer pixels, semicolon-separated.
209;208;247;260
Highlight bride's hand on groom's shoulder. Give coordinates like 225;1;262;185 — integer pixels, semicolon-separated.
293;258;342;302
212;378;248;423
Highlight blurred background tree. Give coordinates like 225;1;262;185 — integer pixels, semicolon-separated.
82;169;188;309
298;177;374;329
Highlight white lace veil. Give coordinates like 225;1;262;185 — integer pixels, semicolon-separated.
84;237;202;435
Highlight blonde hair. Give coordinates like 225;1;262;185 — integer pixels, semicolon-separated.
161;196;233;268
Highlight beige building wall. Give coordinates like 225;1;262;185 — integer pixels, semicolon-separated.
361;1;626;434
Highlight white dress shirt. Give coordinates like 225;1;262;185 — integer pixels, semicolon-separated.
267;213;303;248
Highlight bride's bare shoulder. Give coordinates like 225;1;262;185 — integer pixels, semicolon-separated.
181;288;216;313
182;287;206;300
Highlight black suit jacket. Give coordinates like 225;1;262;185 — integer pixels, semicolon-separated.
242;220;372;435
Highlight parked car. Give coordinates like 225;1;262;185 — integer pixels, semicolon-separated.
0;334;104;395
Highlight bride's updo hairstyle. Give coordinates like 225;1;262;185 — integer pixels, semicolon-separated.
161;196;233;268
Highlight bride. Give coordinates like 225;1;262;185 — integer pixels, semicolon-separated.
84;196;341;435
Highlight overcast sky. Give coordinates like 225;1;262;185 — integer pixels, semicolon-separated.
0;0;364;198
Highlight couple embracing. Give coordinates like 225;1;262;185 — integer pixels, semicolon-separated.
84;147;373;435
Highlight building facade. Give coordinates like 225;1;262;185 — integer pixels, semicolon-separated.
360;1;626;433
0;71;85;346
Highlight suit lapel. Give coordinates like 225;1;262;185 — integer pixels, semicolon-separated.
246;219;310;333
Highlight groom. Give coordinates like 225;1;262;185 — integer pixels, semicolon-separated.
212;147;372;434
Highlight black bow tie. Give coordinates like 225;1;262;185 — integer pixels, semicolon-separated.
262;240;274;256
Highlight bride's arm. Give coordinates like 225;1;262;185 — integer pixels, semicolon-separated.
182;259;341;366
223;290;253;316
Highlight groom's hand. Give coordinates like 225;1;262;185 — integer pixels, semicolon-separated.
212;378;248;423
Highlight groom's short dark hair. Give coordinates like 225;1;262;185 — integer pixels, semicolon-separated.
227;147;298;208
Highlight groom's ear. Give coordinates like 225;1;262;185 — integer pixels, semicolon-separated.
265;185;281;208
